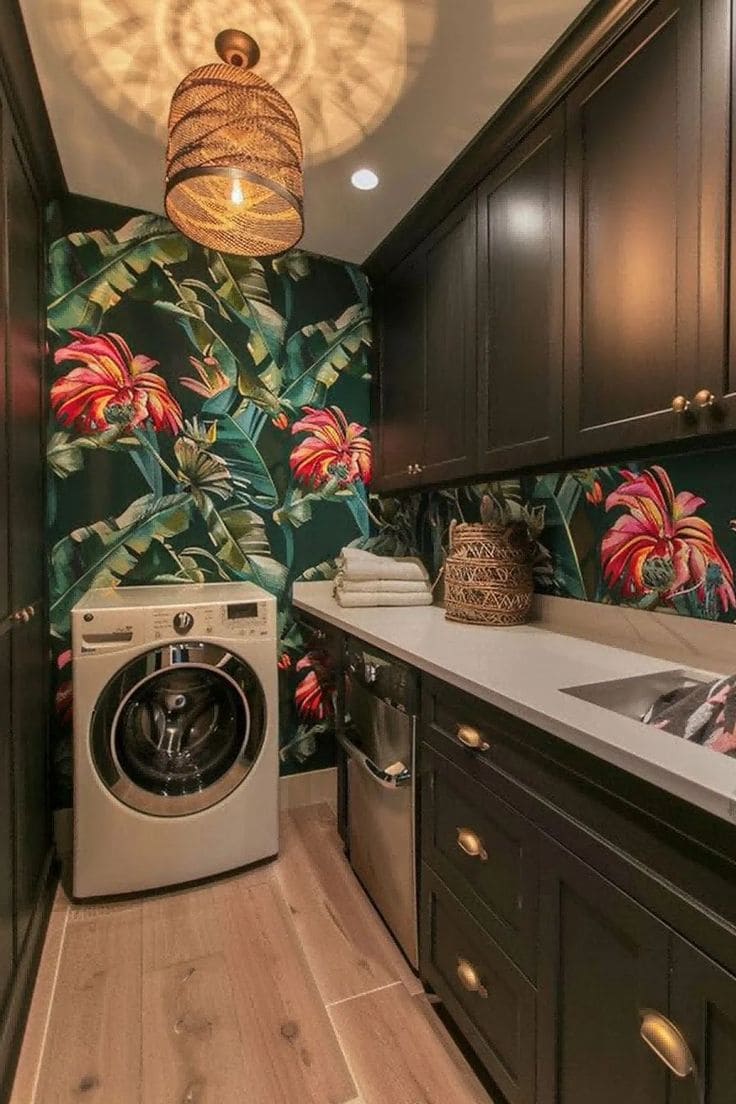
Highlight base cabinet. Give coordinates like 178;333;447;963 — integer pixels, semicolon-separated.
420;867;536;1104
536;839;670;1104
670;939;736;1104
418;675;736;1104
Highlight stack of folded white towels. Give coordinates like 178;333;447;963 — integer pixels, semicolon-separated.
334;548;432;607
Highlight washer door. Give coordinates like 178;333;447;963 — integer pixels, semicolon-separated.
90;642;266;816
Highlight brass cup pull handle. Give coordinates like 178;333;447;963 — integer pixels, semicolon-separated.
456;827;488;862
639;1010;695;1079
671;395;691;415
693;388;716;409
456;723;489;752
456;957;488;999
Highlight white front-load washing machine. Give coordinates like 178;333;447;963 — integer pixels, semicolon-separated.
71;582;278;898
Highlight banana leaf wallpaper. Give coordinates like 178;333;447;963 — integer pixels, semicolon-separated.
373;451;736;623
47;197;373;805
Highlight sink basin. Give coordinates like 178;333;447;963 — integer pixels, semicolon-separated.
562;669;710;723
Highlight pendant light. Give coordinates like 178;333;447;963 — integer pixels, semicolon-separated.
165;29;304;256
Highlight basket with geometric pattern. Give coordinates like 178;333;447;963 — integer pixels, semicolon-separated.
444;521;534;626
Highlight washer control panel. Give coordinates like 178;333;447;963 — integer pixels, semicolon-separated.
149;601;271;642
73;593;275;655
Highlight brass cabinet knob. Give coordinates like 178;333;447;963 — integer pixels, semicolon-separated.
12;606;33;624
456;957;488;998
456;827;488;862
639;1010;695;1079
406;464;413;475
693;388;715;409
456;723;489;752
671;395;691;414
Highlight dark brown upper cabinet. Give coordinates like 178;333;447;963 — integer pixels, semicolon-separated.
375;254;426;488
374;196;477;492
563;0;730;458
477;108;564;473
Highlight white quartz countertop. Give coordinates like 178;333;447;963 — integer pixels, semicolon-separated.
293;581;736;826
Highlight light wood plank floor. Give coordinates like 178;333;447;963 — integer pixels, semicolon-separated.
11;803;493;1104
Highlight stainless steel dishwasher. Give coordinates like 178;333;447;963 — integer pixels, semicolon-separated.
338;637;419;968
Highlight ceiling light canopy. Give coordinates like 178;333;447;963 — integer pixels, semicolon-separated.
165;29;304;257
351;168;380;191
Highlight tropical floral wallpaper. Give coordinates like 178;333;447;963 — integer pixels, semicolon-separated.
372;451;736;623
47;197;373;805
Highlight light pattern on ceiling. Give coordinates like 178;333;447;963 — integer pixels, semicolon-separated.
51;0;426;165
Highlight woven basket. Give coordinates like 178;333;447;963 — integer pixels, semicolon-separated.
444;522;534;626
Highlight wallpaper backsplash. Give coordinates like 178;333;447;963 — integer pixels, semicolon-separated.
47;198;372;804
373;451;736;623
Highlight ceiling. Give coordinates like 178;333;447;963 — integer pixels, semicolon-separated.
21;0;588;263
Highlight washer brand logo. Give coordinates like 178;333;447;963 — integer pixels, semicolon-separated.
173;611;194;635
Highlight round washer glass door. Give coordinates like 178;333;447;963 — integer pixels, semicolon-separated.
90;642;266;816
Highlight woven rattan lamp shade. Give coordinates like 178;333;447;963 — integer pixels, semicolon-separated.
165;35;304;256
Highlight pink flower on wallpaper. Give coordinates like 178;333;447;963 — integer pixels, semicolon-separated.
51;331;182;434
179;355;230;399
601;465;735;612
585;479;604;506
294;651;334;722
290;406;372;489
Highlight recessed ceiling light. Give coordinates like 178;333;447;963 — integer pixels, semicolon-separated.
351;168;379;191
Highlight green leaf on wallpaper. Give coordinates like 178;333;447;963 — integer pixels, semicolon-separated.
272;252;310;281
197;498;288;596
338;483;371;539
49;493;193;631
282;304;372;408
532;474;587;600
274;480;343;529
298;558;339;582
47;428;139;479
158;296;283;415
213;293;286;400
214;413;279;506
119;538;194;587
48;215;188;335
346;264;370;310
203;263;286;383
207;252;271;306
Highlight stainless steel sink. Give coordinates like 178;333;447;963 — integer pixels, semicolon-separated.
562;669;710;722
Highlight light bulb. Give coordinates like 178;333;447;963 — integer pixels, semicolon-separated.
231;179;245;205
351;168;379;191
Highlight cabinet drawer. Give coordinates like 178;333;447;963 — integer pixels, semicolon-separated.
420;866;536;1104
422;675;528;789
421;744;538;979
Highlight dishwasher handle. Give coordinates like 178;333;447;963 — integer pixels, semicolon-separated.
337;732;412;790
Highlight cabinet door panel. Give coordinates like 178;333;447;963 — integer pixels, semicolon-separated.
421;196;477;484
478;109;564;472
0;631;13;1014
537;838;669;1104
12;611;48;956
420;866;536;1104
375;255;425;488
670;939;736;1104
564;0;722;456
6;130;44;610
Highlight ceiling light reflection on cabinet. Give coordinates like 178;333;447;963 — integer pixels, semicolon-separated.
508;198;544;238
